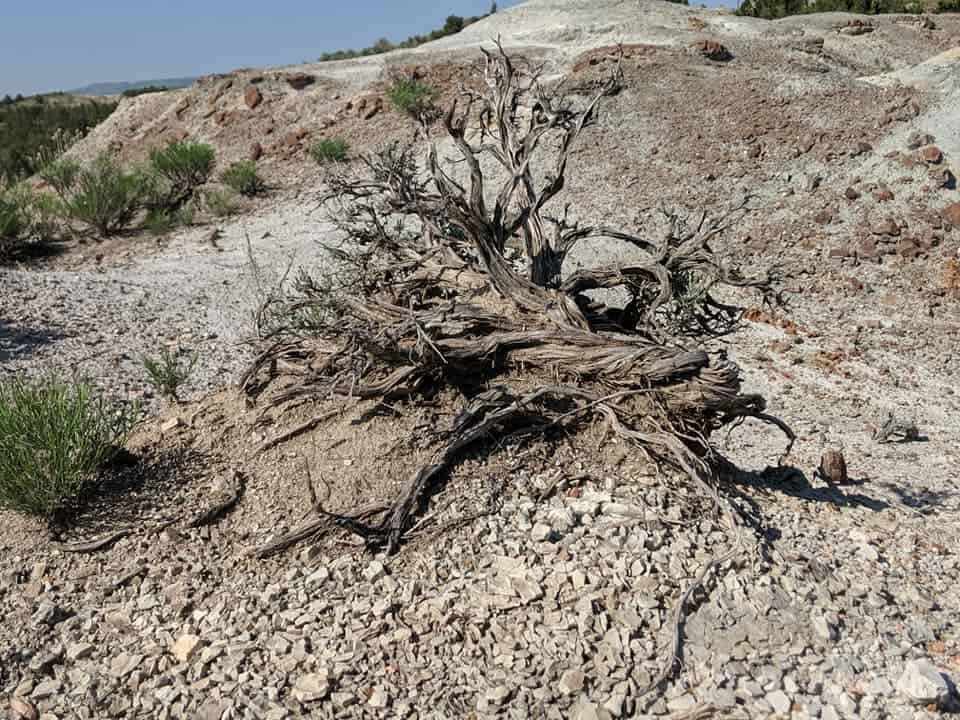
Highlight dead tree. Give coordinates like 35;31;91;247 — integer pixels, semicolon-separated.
243;45;789;554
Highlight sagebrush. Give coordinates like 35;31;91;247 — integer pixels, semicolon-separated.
221;160;265;196
0;378;136;517
387;78;438;118
143;347;197;400
308;138;350;164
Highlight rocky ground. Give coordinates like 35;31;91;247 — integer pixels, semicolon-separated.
3;0;960;718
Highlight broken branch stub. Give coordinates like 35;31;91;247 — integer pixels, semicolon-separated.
245;45;788;554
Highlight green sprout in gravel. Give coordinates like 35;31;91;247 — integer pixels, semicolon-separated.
0;377;136;517
308;138;350;164
220;160;266;196
143;347;197;401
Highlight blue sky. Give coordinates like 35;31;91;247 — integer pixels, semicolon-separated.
0;0;521;96
1;0;738;97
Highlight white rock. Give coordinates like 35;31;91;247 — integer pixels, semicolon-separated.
363;561;386;583
293;672;330;703
485;685;511;706
767;690;791;714
896;659;951;707
559;669;585;695
66;643;93;661
172;634;202;663
531;523;552;541
367;687;389;709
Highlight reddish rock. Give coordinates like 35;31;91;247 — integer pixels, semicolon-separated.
897;238;923;259
249;142;263;161
919;145;943;164
244;85;262;109
282;132;300;148
873;186;895;202
691;39;732;62
942;202;960;227
858;238;880;259
819;450;848;485
814;208;834;225
286;72;315;90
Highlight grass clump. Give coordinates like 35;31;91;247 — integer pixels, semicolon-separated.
204;188;239;217
41;154;146;236
0;378;136;517
220;160;266;196
149;141;215;207
143;347;197;401
308;138;350;164
387;78;438;118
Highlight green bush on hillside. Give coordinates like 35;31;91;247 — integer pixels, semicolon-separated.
121;85;171;98
387;78;438;118
42;154;147;236
737;0;925;18
149;141;215;207
318;7;496;62
0;97;117;184
308;138;350;164
220;160;266;196
0;377;136;517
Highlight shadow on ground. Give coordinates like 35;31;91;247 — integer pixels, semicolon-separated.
0;317;66;363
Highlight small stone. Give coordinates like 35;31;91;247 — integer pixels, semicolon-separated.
485;686;511;706
896;659;951;707
814;208;833;225
573;701;603;720
172;634;202;663
306;566;330;586
819;450;847;484
812;613;838;642
109;652;142;678
244;85;262;109
844;186;861;200
531;523;552;542
160;416;182;433
666;694;697;712
942;202;960;227
363;561;385;583
30;680;61;700
765;690;791;715
907;131;936;150
249;142;263;161
293;672;330;703
920;145;943;164
66;643;93;661
559;668;585;695
9;698;38;720
31;601;58;626
367;687;389;709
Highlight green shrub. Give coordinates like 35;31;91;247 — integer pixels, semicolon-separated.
387;78;438;118
143;347;197;400
149;141;215;206
0;189;23;240
204;188;239;217
0;96;117;184
144;205;194;235
308;138;350;164
220;160;266;196
60;155;146;236
39;157;81;199
0;378;136;517
121;85;170;98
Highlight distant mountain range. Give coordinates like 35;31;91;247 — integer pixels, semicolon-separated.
67;77;199;96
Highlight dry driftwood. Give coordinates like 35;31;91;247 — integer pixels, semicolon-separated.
243;44;789;556
54;528;131;554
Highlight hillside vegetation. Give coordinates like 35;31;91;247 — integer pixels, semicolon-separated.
0;94;117;183
318;5;498;61
737;0;952;18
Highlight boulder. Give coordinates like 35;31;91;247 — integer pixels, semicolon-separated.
691;40;732;62
244;85;262;109
896;660;952;708
286;72;315;90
